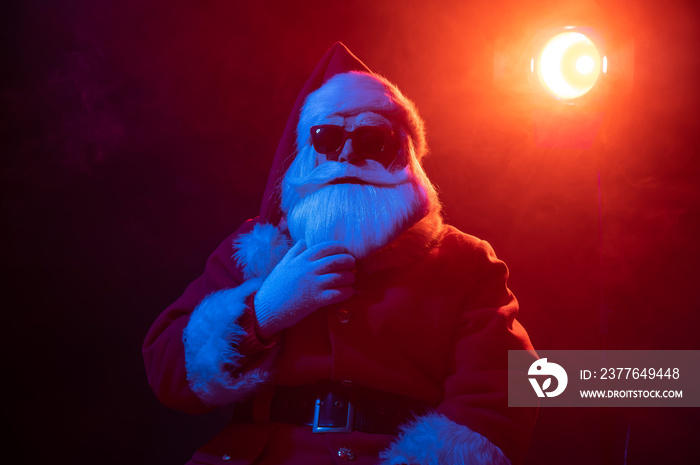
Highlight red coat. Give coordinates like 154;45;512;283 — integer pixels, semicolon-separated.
143;215;537;464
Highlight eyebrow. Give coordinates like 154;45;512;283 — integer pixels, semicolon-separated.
327;111;393;128
355;113;392;126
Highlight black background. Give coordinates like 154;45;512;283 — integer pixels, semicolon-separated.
2;0;699;463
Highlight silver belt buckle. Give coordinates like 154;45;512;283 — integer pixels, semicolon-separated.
312;396;355;433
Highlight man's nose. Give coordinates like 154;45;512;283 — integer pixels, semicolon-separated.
337;139;362;164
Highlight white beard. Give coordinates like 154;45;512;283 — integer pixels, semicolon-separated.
286;182;427;258
282;155;429;258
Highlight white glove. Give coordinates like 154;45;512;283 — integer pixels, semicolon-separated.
253;240;355;339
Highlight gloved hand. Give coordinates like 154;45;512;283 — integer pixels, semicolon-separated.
253;240;355;340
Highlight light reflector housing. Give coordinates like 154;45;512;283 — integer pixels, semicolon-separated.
537;31;604;100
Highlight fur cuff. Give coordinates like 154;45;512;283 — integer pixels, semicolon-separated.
233;222;291;280
379;412;510;465
183;279;272;406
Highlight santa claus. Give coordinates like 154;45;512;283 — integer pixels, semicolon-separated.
143;42;537;465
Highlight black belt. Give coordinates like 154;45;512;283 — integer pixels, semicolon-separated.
268;381;433;434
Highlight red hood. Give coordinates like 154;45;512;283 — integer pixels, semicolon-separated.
259;42;371;225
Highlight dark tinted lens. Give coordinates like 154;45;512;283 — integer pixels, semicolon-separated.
312;126;344;154
354;127;386;155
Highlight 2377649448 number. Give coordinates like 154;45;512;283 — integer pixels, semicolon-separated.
600;367;680;380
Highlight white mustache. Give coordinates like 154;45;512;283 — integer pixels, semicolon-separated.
285;161;412;195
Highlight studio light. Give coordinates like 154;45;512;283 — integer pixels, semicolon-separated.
533;29;606;100
493;20;634;148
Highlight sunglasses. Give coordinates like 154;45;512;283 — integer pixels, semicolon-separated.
310;125;394;160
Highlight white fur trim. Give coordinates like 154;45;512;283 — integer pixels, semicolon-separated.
183;279;272;406
379;412;510;465
233;223;291;280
